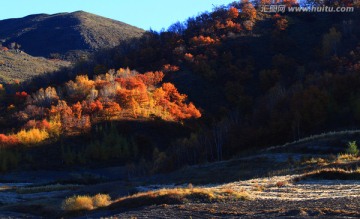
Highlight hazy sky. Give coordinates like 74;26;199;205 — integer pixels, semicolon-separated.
0;0;235;31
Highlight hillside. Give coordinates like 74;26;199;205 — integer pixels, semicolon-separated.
0;49;70;83
0;11;145;58
2;2;360;172
58;5;360;166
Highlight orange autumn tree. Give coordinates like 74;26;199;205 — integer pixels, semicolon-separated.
162;64;180;72
102;101;122;120
184;53;194;62
241;0;257;21
153;83;201;120
190;35;218;46
228;7;239;19
0;68;201;146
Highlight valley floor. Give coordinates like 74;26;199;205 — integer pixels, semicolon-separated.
1;134;360;218
94;174;360;218
110;197;360;218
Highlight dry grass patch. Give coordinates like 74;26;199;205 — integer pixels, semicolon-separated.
294;168;360;181
62;194;111;211
337;154;359;162
303;157;329;166
109;187;250;210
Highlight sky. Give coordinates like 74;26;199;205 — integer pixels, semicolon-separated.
0;0;235;31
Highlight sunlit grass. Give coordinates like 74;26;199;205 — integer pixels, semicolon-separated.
62;194;111;211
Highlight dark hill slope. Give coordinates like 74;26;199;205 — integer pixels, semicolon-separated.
0;11;145;57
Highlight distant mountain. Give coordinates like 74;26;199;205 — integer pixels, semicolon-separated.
0;11;145;58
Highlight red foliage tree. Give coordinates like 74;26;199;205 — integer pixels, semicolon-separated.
139;71;165;86
6;67;201;144
89;100;104;113
190;35;218;46
228;7;239;19
184;53;194;62
102;101;122;120
153;83;201;120
0;134;19;146
24;119;50;130
241;1;257;21
161;83;187;103
72;102;82;119
15;91;28;99
162;64;180;72
15;91;29;104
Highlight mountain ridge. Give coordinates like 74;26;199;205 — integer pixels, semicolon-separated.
0;11;145;58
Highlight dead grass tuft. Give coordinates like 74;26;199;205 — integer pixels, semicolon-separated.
62;195;94;211
92;194;112;208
